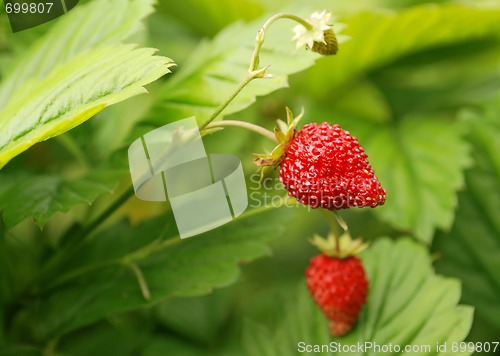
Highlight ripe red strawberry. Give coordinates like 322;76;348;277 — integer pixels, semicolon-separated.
252;109;373;336
279;122;386;210
306;253;368;336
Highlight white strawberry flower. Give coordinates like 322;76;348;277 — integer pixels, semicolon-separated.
292;10;348;55
292;10;333;50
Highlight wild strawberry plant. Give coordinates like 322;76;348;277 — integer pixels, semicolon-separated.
0;0;499;354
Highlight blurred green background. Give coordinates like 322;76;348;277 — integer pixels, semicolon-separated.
0;0;499;354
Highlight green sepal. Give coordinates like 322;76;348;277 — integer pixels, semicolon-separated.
274;127;286;143
252;107;303;174
310;232;369;258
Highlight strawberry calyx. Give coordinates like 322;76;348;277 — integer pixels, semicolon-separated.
310;231;368;259
253;107;303;177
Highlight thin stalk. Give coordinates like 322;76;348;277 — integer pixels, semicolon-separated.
43;204;277;292
249;13;312;72
198;76;254;130
322;209;341;254
333;211;349;232
128;263;151;300
205;120;277;142
200;12;312;130
42;236;180;292
78;186;135;242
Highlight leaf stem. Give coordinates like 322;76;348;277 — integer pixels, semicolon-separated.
41;205;277;292
334;211;349;232
198;75;255;130
199;12;312;130
79;185;135;242
128;262;151;300
322;209;341;254
249;13;312;72
204;120;277;142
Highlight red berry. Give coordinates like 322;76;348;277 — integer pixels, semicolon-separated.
279;122;386;210
306;254;368;336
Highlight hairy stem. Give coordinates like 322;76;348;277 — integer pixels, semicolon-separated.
41;204;276;293
198;75;255;130
322;210;341;254
79;186;136;242
128;262;151;300
249;13;312;72
204;120;277;142
333;211;349;232
200;12;312;129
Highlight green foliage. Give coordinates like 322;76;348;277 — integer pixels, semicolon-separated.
0;0;499;354
0;0;156;100
0;0;174;168
434;105;500;330
0;169;123;229
0;44;173;168
305;4;500;93
344;116;470;242
243;238;473;355
4;206;290;343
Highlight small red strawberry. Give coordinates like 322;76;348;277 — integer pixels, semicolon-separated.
280;122;386;210
252;108;373;336
306;232;368;336
253;108;386;210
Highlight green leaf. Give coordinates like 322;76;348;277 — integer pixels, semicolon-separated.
243;238;473;355
154;287;235;345
373;119;470;242
0;0;174;169
0;0;156;107
58;320;153;356
434;106;500;330
0;44;174;168
0;169;123;229
305;4;500;95
368;38;500;119
15;207;292;341
142;9;343;126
